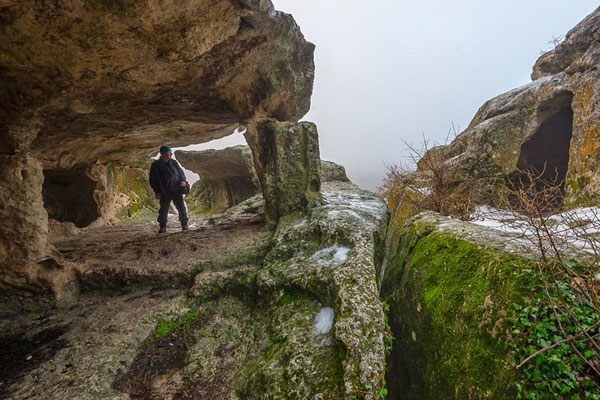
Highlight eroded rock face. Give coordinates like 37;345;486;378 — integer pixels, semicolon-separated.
405;6;600;210
1;0;314;164
245;119;322;224
0;0;315;297
176;145;260;213
177;145;350;214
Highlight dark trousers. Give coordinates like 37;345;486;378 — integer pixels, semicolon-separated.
158;192;188;228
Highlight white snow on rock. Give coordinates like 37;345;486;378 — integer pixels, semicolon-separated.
320;188;388;229
469;205;600;254
314;307;335;335
293;218;308;228
311;246;351;267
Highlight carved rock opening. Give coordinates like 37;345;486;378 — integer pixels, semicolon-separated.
42;168;99;228
510;93;574;208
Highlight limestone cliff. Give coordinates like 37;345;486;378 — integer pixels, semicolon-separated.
397;6;600;212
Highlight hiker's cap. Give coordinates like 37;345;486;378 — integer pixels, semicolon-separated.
159;146;172;155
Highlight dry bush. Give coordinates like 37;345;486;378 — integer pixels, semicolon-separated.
379;126;479;220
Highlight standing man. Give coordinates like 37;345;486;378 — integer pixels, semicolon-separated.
149;146;189;233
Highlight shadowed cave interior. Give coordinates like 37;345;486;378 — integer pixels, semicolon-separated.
508;93;574;209
42;168;100;228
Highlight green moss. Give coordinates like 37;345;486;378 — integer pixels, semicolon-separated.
384;231;534;399
234;293;345;399
110;165;157;222
146;310;199;344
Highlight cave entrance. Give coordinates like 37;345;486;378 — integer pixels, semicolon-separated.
508;93;574;211
42;168;99;228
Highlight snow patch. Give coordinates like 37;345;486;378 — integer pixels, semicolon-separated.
293;218;308;228
504;75;553;97
470;205;600;254
311;246;351;267
314;307;334;335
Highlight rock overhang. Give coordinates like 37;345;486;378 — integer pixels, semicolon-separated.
1;0;315;167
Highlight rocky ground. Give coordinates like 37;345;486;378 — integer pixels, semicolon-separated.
53;206;270;290
0;200;271;400
0;183;389;400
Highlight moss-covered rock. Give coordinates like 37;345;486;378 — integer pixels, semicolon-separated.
246;120;322;225
110;164;157;222
118;181;389;399
381;211;600;399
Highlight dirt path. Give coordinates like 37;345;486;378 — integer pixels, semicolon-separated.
0;207;271;399
52;211;270;289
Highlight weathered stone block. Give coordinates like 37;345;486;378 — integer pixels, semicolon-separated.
246;119;321;224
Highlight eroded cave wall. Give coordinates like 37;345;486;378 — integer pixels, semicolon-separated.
0;0;316;298
43;167;100;228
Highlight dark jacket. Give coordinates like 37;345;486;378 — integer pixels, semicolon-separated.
149;158;187;196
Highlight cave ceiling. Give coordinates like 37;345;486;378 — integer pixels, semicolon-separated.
0;0;315;168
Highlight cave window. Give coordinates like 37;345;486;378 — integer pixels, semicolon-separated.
42;168;99;228
509;92;574;210
168;127;248;188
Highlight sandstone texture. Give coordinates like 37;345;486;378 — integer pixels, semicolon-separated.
177;144;349;214
1;0;314;164
0;0;315;297
394;6;600;214
176;145;260;214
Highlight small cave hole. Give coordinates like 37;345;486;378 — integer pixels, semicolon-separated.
42;168;100;228
508;94;574;211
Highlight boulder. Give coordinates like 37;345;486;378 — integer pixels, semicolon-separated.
321;160;350;183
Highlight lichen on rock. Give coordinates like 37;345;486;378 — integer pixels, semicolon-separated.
119;181;389;399
245;119;322;224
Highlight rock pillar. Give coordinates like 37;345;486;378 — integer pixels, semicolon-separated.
245;119;321;224
0;154;77;304
0;154;48;263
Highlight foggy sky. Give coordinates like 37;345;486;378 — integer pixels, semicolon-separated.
183;1;599;191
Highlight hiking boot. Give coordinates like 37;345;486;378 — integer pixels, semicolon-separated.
158;227;167;234
181;224;188;232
